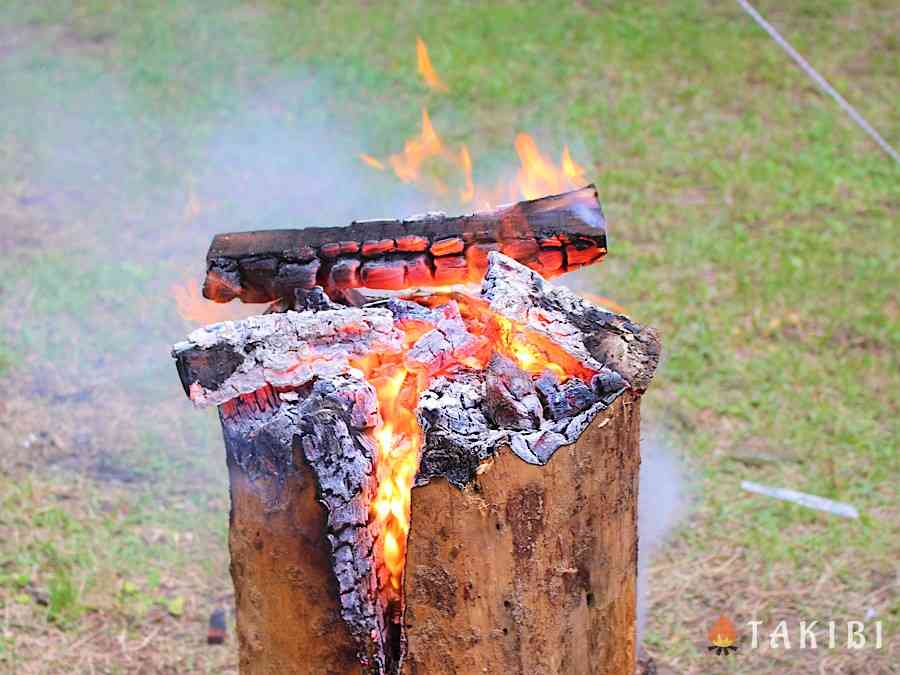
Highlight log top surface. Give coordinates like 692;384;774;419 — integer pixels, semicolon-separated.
207;185;605;259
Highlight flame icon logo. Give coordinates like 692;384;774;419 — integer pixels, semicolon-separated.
707;615;739;655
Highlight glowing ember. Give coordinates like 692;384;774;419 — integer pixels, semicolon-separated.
350;295;593;611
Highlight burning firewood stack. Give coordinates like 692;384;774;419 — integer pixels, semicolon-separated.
172;185;659;674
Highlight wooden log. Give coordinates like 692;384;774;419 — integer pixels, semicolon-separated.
402;392;641;675
223;389;644;674
174;252;659;675
222;389;643;675
203;185;606;303
227;451;366;675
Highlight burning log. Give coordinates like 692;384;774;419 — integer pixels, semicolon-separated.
202;185;606;304
174;196;658;673
174;252;659;673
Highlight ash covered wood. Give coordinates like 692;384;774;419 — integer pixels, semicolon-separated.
484;353;544;431
177;254;657;469
220;376;398;672
173;307;402;407
203;185;606;303
482;251;660;391
174;248;659;674
176;253;659;481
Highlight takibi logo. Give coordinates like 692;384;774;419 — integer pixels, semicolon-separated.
707;615;739;655
703;616;886;653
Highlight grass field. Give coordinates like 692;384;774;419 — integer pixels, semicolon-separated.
0;1;897;673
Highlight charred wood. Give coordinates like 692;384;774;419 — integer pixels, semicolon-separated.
203;185;606;303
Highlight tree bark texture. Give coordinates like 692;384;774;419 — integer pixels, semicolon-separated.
224;390;641;675
228;460;365;675
402;392;640;675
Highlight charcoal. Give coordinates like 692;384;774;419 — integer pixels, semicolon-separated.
292;286;340;312
592;368;627;399
483;353;544;431
203;185;606;303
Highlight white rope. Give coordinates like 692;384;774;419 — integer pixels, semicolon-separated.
736;0;899;163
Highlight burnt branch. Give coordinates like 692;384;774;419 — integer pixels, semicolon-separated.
203;185;606;303
172;307;402;407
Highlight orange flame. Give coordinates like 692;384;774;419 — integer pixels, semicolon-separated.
416;36;448;92
359;153;385;170
361;39;590;208
352;298;595;609
495;316;567;380
388;108;447;185
708;615;738;647
172;279;264;325
459;144;474;203
514;134;586;200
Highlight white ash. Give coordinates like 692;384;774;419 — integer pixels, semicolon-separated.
173;253;656;483
173;307;402;407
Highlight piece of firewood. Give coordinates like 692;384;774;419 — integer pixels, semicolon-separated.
203;185;606;303
223;382;389;674
402;393;641;675
174;252;659;675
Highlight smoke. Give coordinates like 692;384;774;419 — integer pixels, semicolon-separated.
637;429;689;641
0;24;430;489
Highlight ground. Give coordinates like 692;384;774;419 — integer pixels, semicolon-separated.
0;1;897;673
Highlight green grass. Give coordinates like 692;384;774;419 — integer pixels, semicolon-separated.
0;1;897;673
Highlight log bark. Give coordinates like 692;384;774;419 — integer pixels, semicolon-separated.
224;389;366;675
203;185;606;303
228;456;366;675
402;392;641;675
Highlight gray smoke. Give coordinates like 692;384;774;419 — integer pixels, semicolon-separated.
637;429;688;641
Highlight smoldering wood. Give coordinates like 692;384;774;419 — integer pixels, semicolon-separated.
483;353;544;431
221;377;397;673
172;306;402;407
481;252;660;392
203;185;606;303
175;253;659;473
402;393;642;675
173;251;659;674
